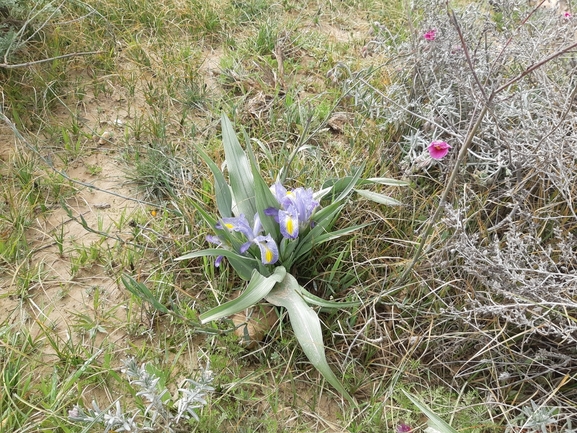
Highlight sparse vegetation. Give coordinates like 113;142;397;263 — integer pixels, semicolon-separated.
1;0;576;432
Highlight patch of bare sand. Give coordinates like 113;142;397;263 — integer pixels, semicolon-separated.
0;147;139;338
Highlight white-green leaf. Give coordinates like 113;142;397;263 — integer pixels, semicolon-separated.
265;273;355;404
221;113;257;220
200;266;286;323
175;248;257;281
402;390;459;433
366;177;410;187
334;164;365;202
354;189;403;206
297;286;361;309
244;134;281;239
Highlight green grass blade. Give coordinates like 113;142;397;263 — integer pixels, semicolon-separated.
221;113;257;220
265;273;355;404
121;274;170;314
402;390;459;433
200;266;286;323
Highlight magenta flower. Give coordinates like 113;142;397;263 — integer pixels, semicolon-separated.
397;424;412;433
428;140;451;160
423;29;437;41
564;11;572;19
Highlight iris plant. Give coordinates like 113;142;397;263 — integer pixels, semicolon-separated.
128;114;408;404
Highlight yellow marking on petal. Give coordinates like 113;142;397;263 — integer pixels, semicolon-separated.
265;248;273;263
286;218;294;235
225;223;234;230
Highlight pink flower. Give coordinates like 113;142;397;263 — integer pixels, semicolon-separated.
423;29;437;41
428;140;451;159
563;11;572;19
397;424;412;433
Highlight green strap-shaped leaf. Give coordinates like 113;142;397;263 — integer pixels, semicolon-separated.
292;202;345;263
314;224;369;246
175;248;257;281
265;273;355;404
366;177;410;187
323;177;409;189
221;113;257;220
244;135;281;240
402;390;459;433
187;198;219;227
200;266;286;323
195;144;232;218
326;164;365;203
354;189;403;206
296;286;361;309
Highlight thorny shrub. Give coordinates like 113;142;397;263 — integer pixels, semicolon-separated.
332;0;577;429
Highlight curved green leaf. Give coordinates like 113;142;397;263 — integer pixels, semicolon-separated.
244;134;281;240
334;164;365;202
200;266;286;323
194;144;232;218
265;273;355;404
175;248;258;281
314;224;369;245
297;286;361;309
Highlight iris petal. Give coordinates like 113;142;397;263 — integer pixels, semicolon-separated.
253;234;279;265
279;206;299;239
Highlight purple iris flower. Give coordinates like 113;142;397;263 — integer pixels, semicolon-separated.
279;205;299;239
212;213;279;265
267;182;319;239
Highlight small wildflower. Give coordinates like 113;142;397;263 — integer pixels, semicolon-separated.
423;29;437;41
428;140;452;160
397;424;412;433
563;11;572;19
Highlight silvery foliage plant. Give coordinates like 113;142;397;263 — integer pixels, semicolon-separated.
69;357;214;432
331;0;577;426
336;0;577;343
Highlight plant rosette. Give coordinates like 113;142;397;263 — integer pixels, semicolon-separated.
175;114;408;403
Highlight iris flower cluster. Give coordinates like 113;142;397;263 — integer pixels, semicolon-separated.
207;182;319;267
